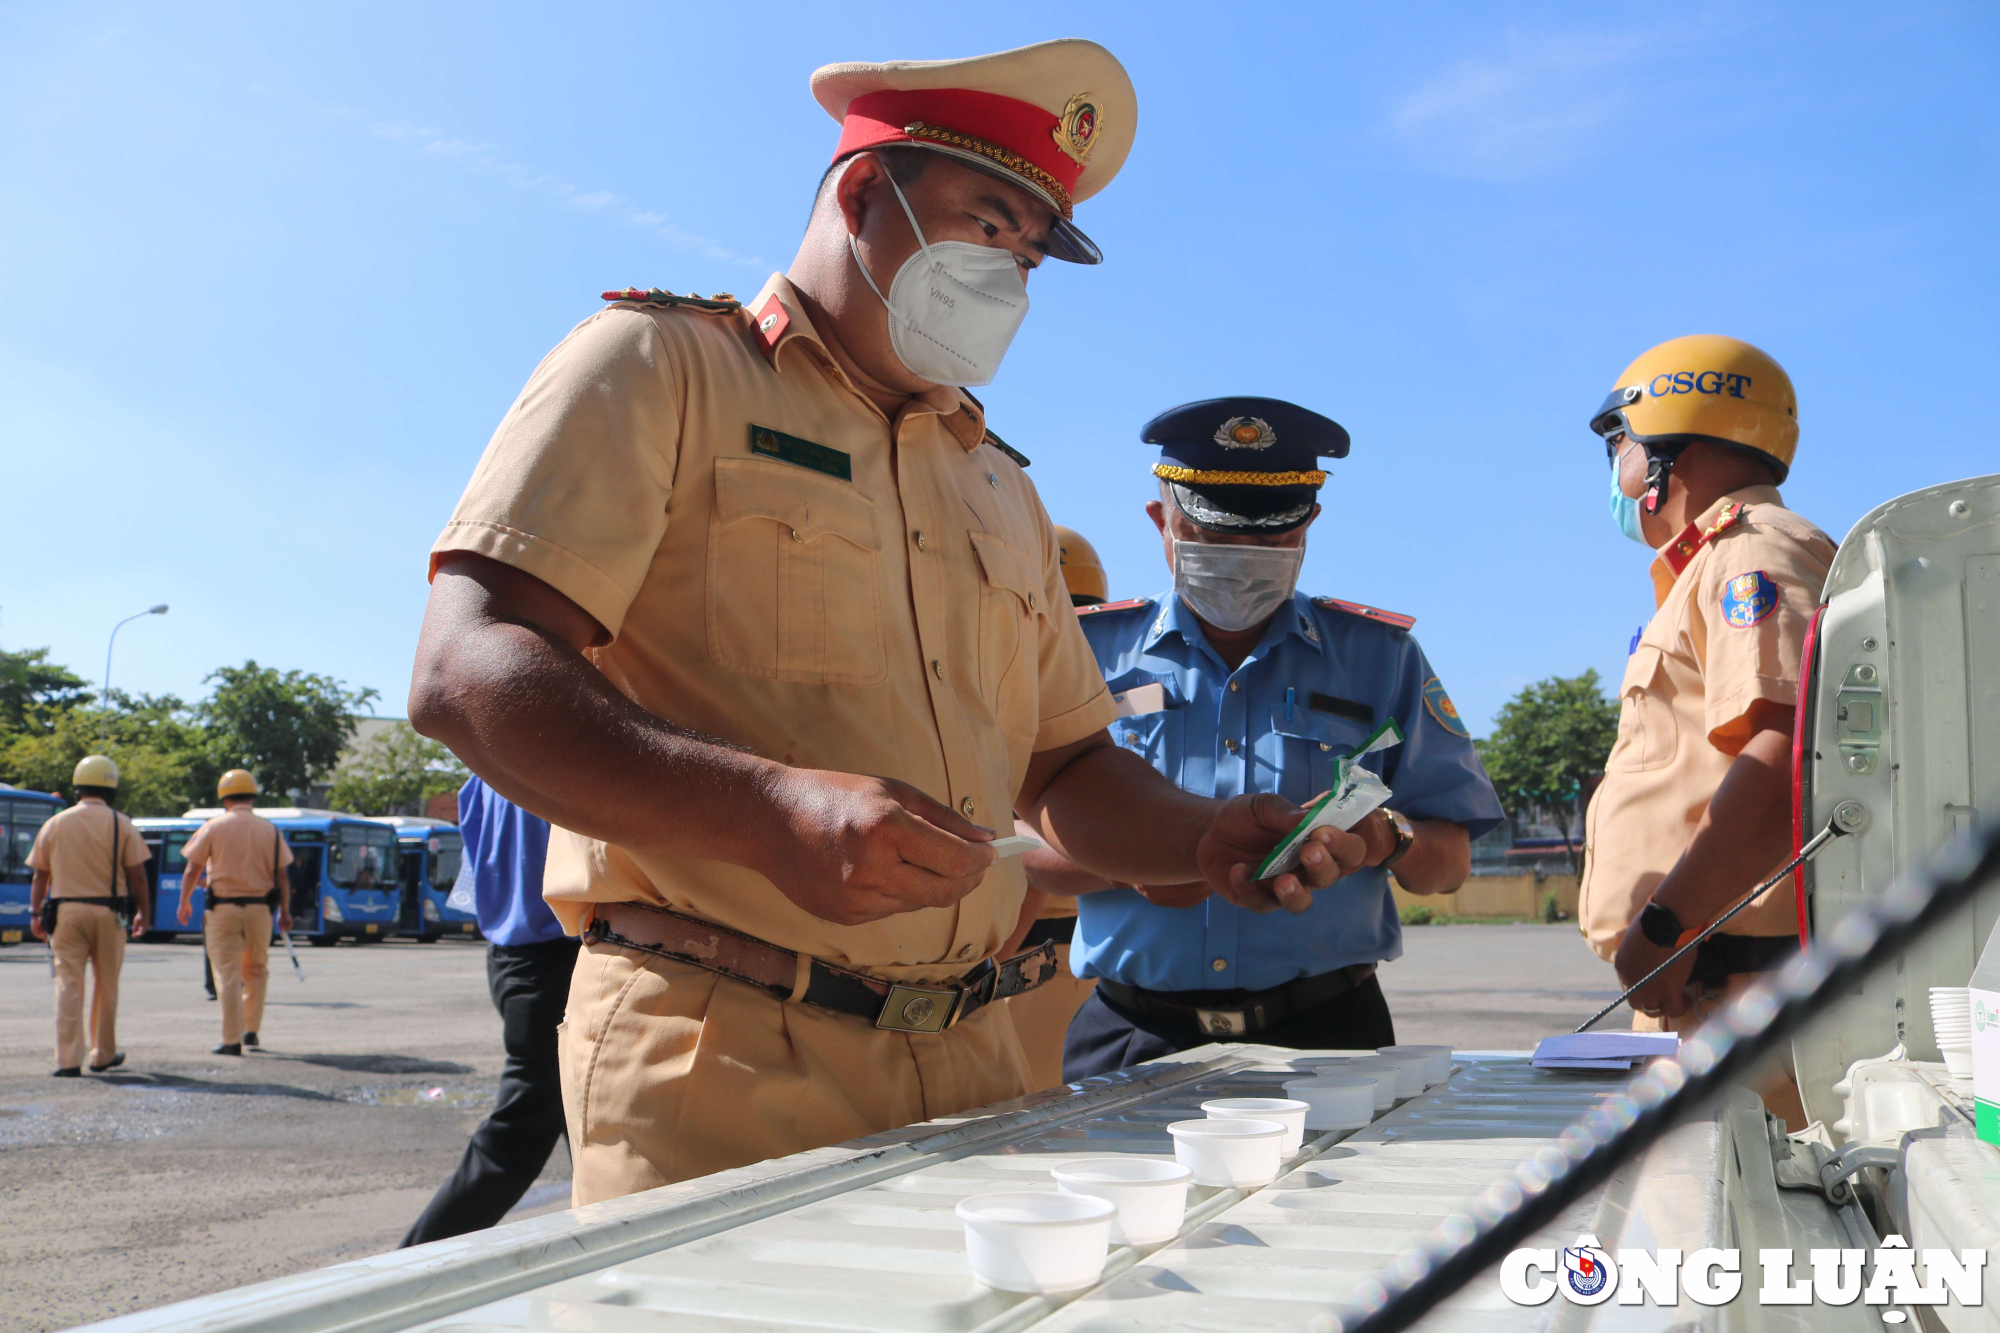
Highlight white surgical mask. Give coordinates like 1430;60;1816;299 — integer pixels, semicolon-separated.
846;172;1030;387
1172;539;1306;632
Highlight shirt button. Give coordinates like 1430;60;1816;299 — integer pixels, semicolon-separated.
987;473;999;487
931;660;945;679
1224;738;1240;753
1319;742;1331;752
1229;680;1240;692
914;530;928;550
957;944;974;960
789;528;804;543
1212;958;1228;972
960;797;976;818
1124;731;1139;744
1027;592;1037;611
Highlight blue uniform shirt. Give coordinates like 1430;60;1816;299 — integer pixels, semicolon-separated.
456;775;566;946
1074;590;1503;993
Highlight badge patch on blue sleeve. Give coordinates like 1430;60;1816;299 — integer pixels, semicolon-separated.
1720;571;1780;628
1422;677;1470;737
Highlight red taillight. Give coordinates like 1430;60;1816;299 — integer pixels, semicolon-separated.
1794;604;1829;943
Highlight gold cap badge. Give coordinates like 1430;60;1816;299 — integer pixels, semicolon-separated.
1052;91;1100;166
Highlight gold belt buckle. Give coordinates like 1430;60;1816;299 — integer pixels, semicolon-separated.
876;983;959;1034
1194;1008;1249;1037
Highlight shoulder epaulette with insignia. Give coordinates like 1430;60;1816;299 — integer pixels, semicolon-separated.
1076;597;1152;616
1660;500;1749;576
983;428;1032;469
1313;596;1416;631
600;288;743;313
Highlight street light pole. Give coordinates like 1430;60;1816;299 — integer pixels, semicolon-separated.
101;604;169;739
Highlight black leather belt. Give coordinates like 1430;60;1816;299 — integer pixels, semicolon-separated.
586;900;1060;1035
1689;933;1798;988
206;895;276;908
1098;963;1378;1039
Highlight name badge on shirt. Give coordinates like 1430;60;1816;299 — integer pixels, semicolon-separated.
1112;682;1167;717
750;424;851;481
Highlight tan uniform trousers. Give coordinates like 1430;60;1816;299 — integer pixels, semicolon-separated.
52;903;124;1070
1633;968;1807;1131
204;902;272;1044
561;938;1034;1203
1004;943;1095;1091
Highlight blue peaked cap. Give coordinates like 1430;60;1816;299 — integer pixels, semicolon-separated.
1143;396;1350;534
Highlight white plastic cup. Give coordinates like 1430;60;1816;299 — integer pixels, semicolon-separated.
1335;1055;1424;1099
1378;1044;1453;1085
957;1191;1117;1293
1051;1157;1192;1245
1200;1098;1309;1153
1944;1049;1975;1077
1283;1075;1377;1130
1302;1059;1397;1109
1167;1117;1287;1187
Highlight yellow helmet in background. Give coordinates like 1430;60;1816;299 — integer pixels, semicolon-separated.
1589;335;1799;483
218;769;259;799
1054;526;1108;605
72;755;120;789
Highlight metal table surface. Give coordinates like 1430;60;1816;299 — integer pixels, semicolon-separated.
76;1046;1774;1333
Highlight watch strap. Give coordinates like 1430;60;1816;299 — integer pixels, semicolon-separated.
1379;809;1416;869
1638;900;1684;948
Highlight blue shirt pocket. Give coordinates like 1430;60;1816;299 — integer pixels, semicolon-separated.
1270;708;1377;804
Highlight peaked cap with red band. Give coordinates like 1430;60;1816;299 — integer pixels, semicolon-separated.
811;39;1136;265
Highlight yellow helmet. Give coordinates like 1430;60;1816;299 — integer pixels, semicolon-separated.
218;769;259;799
72;755;120;789
1054;526;1108;605
1589;335;1798;483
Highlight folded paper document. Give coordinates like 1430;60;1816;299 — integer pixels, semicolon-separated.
1532;1031;1681;1071
1255;720;1403;881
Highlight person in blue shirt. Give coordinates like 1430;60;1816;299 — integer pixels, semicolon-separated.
1029;397;1503;1079
401;774;577;1245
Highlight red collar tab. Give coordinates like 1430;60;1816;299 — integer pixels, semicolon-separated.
601;288;743;313
1660;501;1747;577
751;295;790;359
1314;596;1416;631
1076;597;1150;616
834;88;1080;218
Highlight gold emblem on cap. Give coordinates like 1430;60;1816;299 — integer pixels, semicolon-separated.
1052;91;1100;167
1214;416;1277;450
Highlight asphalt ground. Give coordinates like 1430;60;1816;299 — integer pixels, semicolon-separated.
0;923;1618;1333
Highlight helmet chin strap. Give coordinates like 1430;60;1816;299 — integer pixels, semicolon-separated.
1641;447;1679;517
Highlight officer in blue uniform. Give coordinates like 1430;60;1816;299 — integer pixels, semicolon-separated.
1049;397;1504;1078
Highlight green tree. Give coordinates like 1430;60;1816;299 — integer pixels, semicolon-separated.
196;661;379;804
0;647;93;737
1;691;209;816
327;722;468;816
1478;670;1621;874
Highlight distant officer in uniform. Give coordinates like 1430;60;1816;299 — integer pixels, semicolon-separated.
179;769;294;1055
1004;526;1108;1089
1582;336;1834;1129
401;774;577;1245
1044;398;1504;1078
409;43;1359;1202
28;755;151;1076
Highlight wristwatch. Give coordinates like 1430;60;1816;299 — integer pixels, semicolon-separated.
1638;900;1685;948
1379;809;1416;868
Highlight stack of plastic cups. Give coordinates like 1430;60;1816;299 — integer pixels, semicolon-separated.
1932;986;1973;1078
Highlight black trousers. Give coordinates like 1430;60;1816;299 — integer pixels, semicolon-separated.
1062;973;1397;1082
401;936;579;1247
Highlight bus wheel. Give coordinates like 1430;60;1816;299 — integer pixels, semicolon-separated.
416;932;440;944
307;933;339;948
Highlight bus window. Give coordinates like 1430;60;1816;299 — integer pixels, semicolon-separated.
330;825;399;889
428;832;463;890
163;830;191;871
5;801;54;882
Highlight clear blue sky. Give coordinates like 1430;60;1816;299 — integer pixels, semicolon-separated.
3;3;1994;734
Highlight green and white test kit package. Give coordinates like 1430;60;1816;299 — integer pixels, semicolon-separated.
1969;917;2000;1143
1253;720;1403;881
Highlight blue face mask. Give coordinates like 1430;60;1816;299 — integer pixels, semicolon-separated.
1609;469;1648;544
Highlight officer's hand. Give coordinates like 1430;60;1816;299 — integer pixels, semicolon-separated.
1197;794;1366;914
1133;882;1211;909
277;909;293;934
177;900;191;926
761;769;998;926
129;916;147;940
1614;922;1695;1021
30;917;47;942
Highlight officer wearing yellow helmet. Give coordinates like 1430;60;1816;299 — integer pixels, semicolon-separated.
27;755;153;1076
179;769;295;1055
1582;335;1834;1128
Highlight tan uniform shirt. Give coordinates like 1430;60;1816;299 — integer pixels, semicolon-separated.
184;807;294;898
432;275;1117;980
1580;486;1836;961
28;798;150;896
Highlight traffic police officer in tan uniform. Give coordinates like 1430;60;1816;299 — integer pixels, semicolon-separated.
179;769;295;1055
28;755;151;1076
1582;335;1836;1128
411;40;1362;1202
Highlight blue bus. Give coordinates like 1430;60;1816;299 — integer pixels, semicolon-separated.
369;816;479;943
0;784;63;945
177;807;404;945
133;815;207;941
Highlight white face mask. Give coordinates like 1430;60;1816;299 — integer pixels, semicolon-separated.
1172;539;1306;632
846;171;1030;388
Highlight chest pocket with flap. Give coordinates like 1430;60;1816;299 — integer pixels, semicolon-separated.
707;456;885;685
1606;644;1678;772
969;529;1048;740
